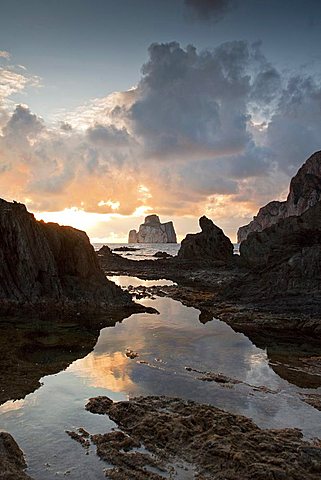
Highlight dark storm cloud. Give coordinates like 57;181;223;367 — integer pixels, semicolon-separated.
86;124;131;146
267;75;321;175
127;41;254;158
184;0;235;21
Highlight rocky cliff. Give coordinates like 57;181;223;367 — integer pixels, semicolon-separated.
237;151;321;243
128;214;177;243
226;201;321;307
0;199;131;312
178;216;234;261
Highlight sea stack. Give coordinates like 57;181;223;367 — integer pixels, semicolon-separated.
128;214;177;243
178;216;234;261
237;151;321;243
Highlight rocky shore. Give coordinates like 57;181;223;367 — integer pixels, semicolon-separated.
98;153;321;342
0;198;138;315
237;150;321;242
79;395;321;479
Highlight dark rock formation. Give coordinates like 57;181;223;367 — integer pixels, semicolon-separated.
85;395;321;480
0;432;32;479
178;216;234;261
128;215;177;243
240;201;321;268
227;201;321;307
238;151;321;243
112;246;139;252
153;251;172;258
0;199;131;312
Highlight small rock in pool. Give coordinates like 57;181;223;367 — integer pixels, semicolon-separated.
86;396;113;414
125;348;139;359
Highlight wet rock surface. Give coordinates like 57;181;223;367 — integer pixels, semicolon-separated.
0;198;132;314
0;432;32;479
85;395;321;480
238;150;321;242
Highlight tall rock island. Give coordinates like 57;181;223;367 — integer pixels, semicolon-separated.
128;214;177;243
0;198;131;312
237;151;321;243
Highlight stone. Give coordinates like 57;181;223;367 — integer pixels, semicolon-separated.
0;198;131;312
0;432;32;479
128;215;177;243
232;201;321;304
238;151;321;243
128;229;138;243
153;251;172;258
240;201;321;268
178;216;234;261
86;395;321;480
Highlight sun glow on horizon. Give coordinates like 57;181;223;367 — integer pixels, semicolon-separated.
33;205;156;243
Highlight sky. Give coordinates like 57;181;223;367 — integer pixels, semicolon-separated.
1;0;321;242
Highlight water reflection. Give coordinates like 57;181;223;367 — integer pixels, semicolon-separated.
69;351;135;392
1;276;321;480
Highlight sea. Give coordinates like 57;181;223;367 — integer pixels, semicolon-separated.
93;242;240;259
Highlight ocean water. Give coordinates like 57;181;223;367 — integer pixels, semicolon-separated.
93;242;239;260
0;275;320;479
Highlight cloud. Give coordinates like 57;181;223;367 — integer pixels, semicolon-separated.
0;51;10;59
184;0;235;22
1;43;321;240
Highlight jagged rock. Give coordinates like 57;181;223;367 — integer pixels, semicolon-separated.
86;395;321;480
0;199;131;312
230;201;321;305
0;432;32;479
178;216;234;261
128;215;177;243
238;151;321;243
240;201;321;268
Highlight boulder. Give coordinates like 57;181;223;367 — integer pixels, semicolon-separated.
178;216;234;261
0;199;131;311
238;151;321;243
128;214;177;243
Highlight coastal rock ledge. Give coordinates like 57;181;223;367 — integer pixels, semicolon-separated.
128;214;177;243
0;198;131;313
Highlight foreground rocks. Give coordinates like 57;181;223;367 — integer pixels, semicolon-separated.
85;395;321;480
238;150;321;242
178;216;234;261
0;199;132;314
0;432;31;480
128;215;177;243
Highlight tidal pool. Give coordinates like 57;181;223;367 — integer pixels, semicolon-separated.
1;276;321;479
